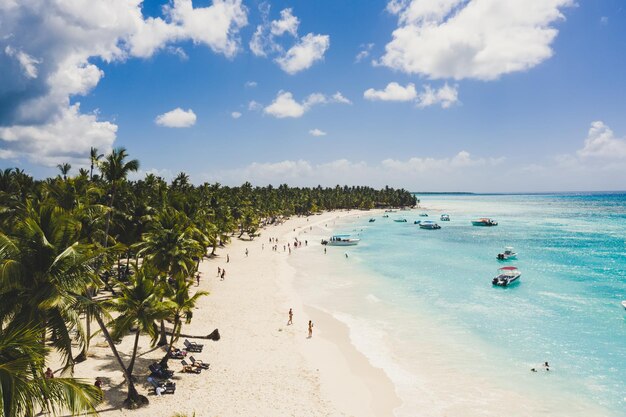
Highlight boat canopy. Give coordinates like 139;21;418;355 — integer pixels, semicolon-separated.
498;266;518;271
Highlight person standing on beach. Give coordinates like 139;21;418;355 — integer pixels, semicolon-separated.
221;269;225;280
288;308;293;325
217;266;221;277
196;273;200;286
245;248;249;257
227;254;230;263
308;320;314;338
324;247;327;254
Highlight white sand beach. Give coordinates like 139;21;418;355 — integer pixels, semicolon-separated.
67;210;400;417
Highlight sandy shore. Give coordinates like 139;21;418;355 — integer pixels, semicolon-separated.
66;210;399;417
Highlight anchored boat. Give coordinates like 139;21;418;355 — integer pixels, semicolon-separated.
472;218;498;226
419;220;441;230
440;214;450;221
497;246;517;260
492;266;521;287
321;235;360;246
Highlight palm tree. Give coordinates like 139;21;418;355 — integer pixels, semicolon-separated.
0;324;102;417
0;202;100;368
57;163;71;181
89;147;104;181
107;264;171;375
161;276;207;367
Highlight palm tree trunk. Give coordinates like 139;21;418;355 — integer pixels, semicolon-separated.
93;313;147;408
126;329;141;375
158;320;168;346
160;314;180;368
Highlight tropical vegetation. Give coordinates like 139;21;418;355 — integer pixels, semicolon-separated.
0;147;415;415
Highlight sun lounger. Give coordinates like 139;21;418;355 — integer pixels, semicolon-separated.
149;363;174;379
189;356;210;370
183;339;203;352
147;376;176;395
181;359;202;374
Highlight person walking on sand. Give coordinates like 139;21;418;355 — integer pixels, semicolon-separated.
196;273;200;286
221;269;225;280
227;254;230;263
308;320;314;338
288;308;293;325
245;248;249;257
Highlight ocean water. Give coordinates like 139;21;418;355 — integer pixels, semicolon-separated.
291;193;626;417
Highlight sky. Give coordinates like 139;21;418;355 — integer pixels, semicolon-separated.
1;0;625;192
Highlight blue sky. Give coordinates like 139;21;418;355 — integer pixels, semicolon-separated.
1;0;625;192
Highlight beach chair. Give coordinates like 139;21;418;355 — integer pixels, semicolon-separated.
183;339;204;352
168;348;186;359
189;356;210;370
147;376;176;395
181;359;202;374
149;363;174;379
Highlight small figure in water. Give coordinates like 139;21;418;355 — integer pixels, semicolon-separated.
345;252;349;258
288;308;293;325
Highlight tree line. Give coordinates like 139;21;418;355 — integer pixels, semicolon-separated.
0;147;416;416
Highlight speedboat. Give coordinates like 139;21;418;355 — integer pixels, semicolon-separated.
419;220;441;230
369;218;376;223
621;301;626;310
440;214;450;221
492;266;521;287
472;218;498;226
321;235;360;246
419;213;429;217
497;246;517;260
394;218;407;223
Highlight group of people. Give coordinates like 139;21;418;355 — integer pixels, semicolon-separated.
217;266;226;280
530;361;551;372
287;308;314;338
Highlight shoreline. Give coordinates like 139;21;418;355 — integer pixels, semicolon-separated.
69;209;400;416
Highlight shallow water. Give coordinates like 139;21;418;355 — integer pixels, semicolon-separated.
291;194;626;416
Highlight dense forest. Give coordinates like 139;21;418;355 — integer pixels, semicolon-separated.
0;147;416;416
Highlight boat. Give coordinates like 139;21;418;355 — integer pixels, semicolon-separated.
369;218;376;222
492;266;521;287
419;220;441;230
419;213;428;217
321;235;360;246
440;214;450;221
472;218;498;226
622;301;626;310
497;246;517;260
382;214;389;218
394;219;407;223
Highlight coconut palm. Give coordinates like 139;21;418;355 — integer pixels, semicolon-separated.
57;163;71;181
89;147;104;181
106;264;171;375
0;324;102;417
0;201;100;368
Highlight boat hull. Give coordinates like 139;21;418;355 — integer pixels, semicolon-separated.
326;241;359;246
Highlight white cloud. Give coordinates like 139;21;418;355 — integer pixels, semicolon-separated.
364;82;458;108
416;83;459;108
600;16;609;25
245;81;258;88
203;151;507;190
155;108;197;128
270;8;300;37
309;128;327;137
275;33;330;74
0;104;116;166
379;0;573;80
264;90;351;118
264;92;306;118
0;0;248;165
248;100;262;111
231;111;242;119
577;121;626;159
355;43;374;63
364;82;417;102
249;5;329;74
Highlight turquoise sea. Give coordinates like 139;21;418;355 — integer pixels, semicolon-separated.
292;193;626;417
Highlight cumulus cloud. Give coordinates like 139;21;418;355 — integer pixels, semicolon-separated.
155;108;197;128
249;4;329;74
379;0;573;80
577;121;626;159
231;111;242;119
364;82;458;108
309;128;327;137
248;100;262;111
0;0;248;166
245;81;257;88
264;91;351;118
364;82;417;102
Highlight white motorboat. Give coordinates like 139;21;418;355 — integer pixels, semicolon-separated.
419;220;441;230
440;214;450;221
322;235;360;246
621;301;626;310
492;266;521;287
497;246;517;260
